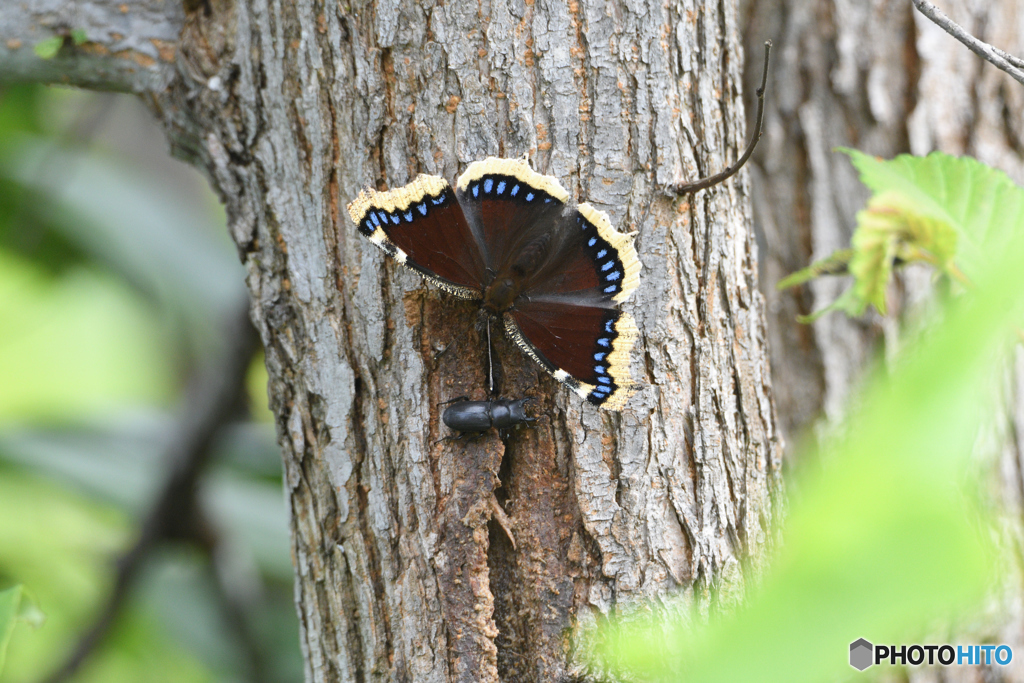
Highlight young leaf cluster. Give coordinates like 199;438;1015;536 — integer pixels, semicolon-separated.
780;150;1024;322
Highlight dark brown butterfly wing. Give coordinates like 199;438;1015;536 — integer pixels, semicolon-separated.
347;174;486;299
453;159;641;408
504;303;638;409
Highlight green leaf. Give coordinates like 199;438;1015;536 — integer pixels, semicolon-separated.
0;585;22;674
846;192;960;315
32;37;63;60
842;149;1024;280
0;248;176;420
0;136;244;357
69;28;88;46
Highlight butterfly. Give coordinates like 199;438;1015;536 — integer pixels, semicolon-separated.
346;157;641;409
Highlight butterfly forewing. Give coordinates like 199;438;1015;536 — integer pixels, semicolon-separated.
455;158;570;278
347;174;486;299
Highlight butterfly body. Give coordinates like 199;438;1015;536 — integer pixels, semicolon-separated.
348;157;641;409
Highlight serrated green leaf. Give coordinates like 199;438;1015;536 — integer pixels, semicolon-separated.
32;37;63;60
777;249;853;290
784;150;1024;322
841;148;1024;278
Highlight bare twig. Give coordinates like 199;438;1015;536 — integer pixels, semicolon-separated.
43;297;258;683
670;40;772;195
912;0;1024;87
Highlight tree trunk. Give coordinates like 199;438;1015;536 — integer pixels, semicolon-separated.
2;0;782;680
743;0;1024;678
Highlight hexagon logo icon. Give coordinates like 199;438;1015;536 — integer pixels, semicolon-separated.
850;638;873;671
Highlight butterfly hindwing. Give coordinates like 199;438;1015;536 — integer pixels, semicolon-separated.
503;199;641;408
347;174;486;299
504;305;639;409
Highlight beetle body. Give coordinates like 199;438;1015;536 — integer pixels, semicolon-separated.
442;398;535;435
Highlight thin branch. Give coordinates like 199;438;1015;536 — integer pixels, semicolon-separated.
669;40;772;195
0;0;181;93
912;0;1024;87
42;297;258;683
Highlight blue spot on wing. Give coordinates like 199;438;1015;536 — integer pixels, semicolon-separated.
497;180;506;194
418;203;427;215
404;211;413;222
606;270;621;281
597;338;610;348
526;192;534;202
602;261;614;271
595;365;606;374
594;352;607;361
588;237;597;247
473;183;479;197
604;285;617;293
511;184;520;196
370;213;380;226
390;214;400;225
597;376;612;385
484;179;493;193
596;249;607;258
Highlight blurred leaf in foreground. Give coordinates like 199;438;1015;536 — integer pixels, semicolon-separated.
0;585;44;676
597;156;1024;681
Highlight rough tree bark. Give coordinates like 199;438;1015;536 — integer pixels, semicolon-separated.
742;0;1024;680
1;0;782;680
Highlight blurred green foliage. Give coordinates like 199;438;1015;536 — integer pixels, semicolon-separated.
0;84;300;682
597;151;1024;681
1;586;41;677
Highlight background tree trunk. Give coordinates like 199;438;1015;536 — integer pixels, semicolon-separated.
2;0;782;680
743;0;1024;679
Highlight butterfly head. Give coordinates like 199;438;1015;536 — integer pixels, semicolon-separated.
483;275;520;314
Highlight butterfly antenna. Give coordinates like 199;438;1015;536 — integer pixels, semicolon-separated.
670;40;772;195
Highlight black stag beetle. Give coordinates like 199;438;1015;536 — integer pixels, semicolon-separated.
439;319;538;440
441;396;536;439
